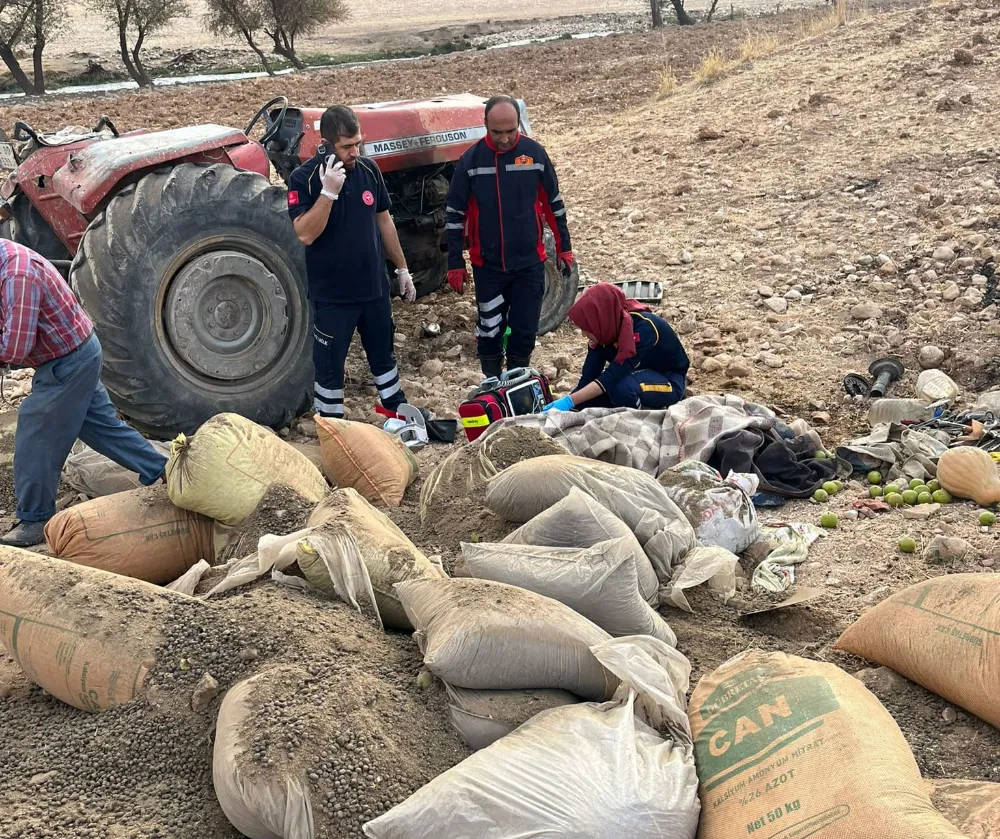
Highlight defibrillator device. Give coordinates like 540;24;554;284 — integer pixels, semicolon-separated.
458;368;553;442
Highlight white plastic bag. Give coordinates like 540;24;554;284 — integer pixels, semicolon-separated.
664;545;740;612
461;538;676;645
503;486;659;604
657;460;760;554
63;441;171;497
486;455;697;582
363;635;701;839
444;685;580;751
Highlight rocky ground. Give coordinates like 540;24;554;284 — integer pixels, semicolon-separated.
2;0;1000;832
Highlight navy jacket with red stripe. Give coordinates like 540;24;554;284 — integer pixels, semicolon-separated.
445;134;571;273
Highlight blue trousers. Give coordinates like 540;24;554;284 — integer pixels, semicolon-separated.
473;262;545;367
14;334;168;522
577;370;686;410
312;297;406;418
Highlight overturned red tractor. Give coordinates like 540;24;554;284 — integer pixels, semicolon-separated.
0;95;579;437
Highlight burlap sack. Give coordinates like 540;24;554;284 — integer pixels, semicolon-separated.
395;577;618;701
44;485;215;584
485;455;697;581
302;489;445;630
503;486;659;604
0;549;198;711
166;413;328;526
834;573;1000;728
460;538;675;645
689;650;965;839
929;779;1000;839
315;417;418;507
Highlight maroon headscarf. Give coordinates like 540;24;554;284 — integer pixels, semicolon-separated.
567;284;651;365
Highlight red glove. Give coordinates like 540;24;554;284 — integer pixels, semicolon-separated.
557;251;575;278
447;268;468;294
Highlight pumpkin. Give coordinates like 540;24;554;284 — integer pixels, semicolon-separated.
936;447;1000;506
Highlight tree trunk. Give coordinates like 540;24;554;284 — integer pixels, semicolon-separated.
0;44;39;95
117;26;147;86
651;0;663;27
130;28;153;87
31;0;45;94
268;30;305;69
240;28;274;75
669;0;697;25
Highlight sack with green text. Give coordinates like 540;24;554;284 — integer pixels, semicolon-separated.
688;651;964;839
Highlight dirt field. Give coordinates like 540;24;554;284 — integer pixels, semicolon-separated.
2;0;1000;832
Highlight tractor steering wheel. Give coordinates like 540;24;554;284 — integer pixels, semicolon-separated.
245;96;288;145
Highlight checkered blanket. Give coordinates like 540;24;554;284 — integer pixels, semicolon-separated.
492;395;778;476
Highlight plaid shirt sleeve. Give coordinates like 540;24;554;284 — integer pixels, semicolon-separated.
0;273;41;366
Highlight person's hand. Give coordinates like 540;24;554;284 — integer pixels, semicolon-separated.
543;395;574;413
397;268;416;302
557;251;575;279
319;155;346;199
447;268;468;294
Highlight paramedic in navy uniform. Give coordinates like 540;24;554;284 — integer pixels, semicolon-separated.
287;104;415;419
445;94;574;379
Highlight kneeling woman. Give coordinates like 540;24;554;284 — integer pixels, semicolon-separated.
544;284;689;412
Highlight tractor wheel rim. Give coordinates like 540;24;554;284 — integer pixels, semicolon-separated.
164;250;289;381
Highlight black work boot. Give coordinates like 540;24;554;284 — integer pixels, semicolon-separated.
1;520;47;548
480;356;503;380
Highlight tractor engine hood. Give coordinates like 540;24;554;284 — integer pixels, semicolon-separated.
52;125;267;215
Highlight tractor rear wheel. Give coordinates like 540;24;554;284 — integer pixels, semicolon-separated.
70;163;312;439
0;194;71;263
539;228;579;335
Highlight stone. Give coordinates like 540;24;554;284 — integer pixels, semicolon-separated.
850;302;882;320
191;673;219;713
942;707;958;724
762;353;784;369
933;245;956;262
679;250;694;264
28;771;58;786
918;345;945;369
902;503;941;520
764;297;788;314
444;345;463;360
419;359;445;378
878;261;898;276
811;411;832;425
726;361;752;378
953;47;975;66
922;535;974;564
941;282;961;301
700;357;725;373
757;285;775;298
784;289;802;301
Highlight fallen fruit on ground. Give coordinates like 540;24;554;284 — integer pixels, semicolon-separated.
820;512;838;528
822;481;839;495
887;493;905;508
901;490;919;505
898;537;916;554
868;471;882;485
913;485;931;497
909;479;924;490
813;488;829;502
870;486;883;498
918;491;933;505
884;485;900;496
814;450;827;459
932;489;952;504
927;479;941;493
979;511;996;526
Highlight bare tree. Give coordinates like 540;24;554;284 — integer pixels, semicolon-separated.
667;0;697;25
204;0;275;75
260;0;347;70
0;0;62;95
88;0;188;87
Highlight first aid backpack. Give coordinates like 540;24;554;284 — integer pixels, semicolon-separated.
458;368;553;441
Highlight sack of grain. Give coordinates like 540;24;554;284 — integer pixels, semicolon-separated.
443;684;580;751
485;454;696;581
44;485;216;585
396;577;618;701
0;549;199;711
657;460;760;554
503;486;659;604
302;489;445;630
460;538;676;645
166;413;329;526
834;573;1000;728
363;636;700;839
689;650;965;839
315;417;418;507
63;441;172;497
419;425;566;523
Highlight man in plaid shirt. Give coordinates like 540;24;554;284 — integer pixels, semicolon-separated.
0;240;168;546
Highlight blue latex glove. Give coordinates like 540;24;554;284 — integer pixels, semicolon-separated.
543;395;575;413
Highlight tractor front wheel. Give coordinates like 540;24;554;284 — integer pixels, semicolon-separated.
538;228;579;335
0;194;71;263
70;163;312;438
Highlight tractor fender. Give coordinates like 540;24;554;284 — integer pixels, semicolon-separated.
52;125;263;216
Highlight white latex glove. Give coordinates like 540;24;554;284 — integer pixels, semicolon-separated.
397;268;416;302
319;155;346;199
